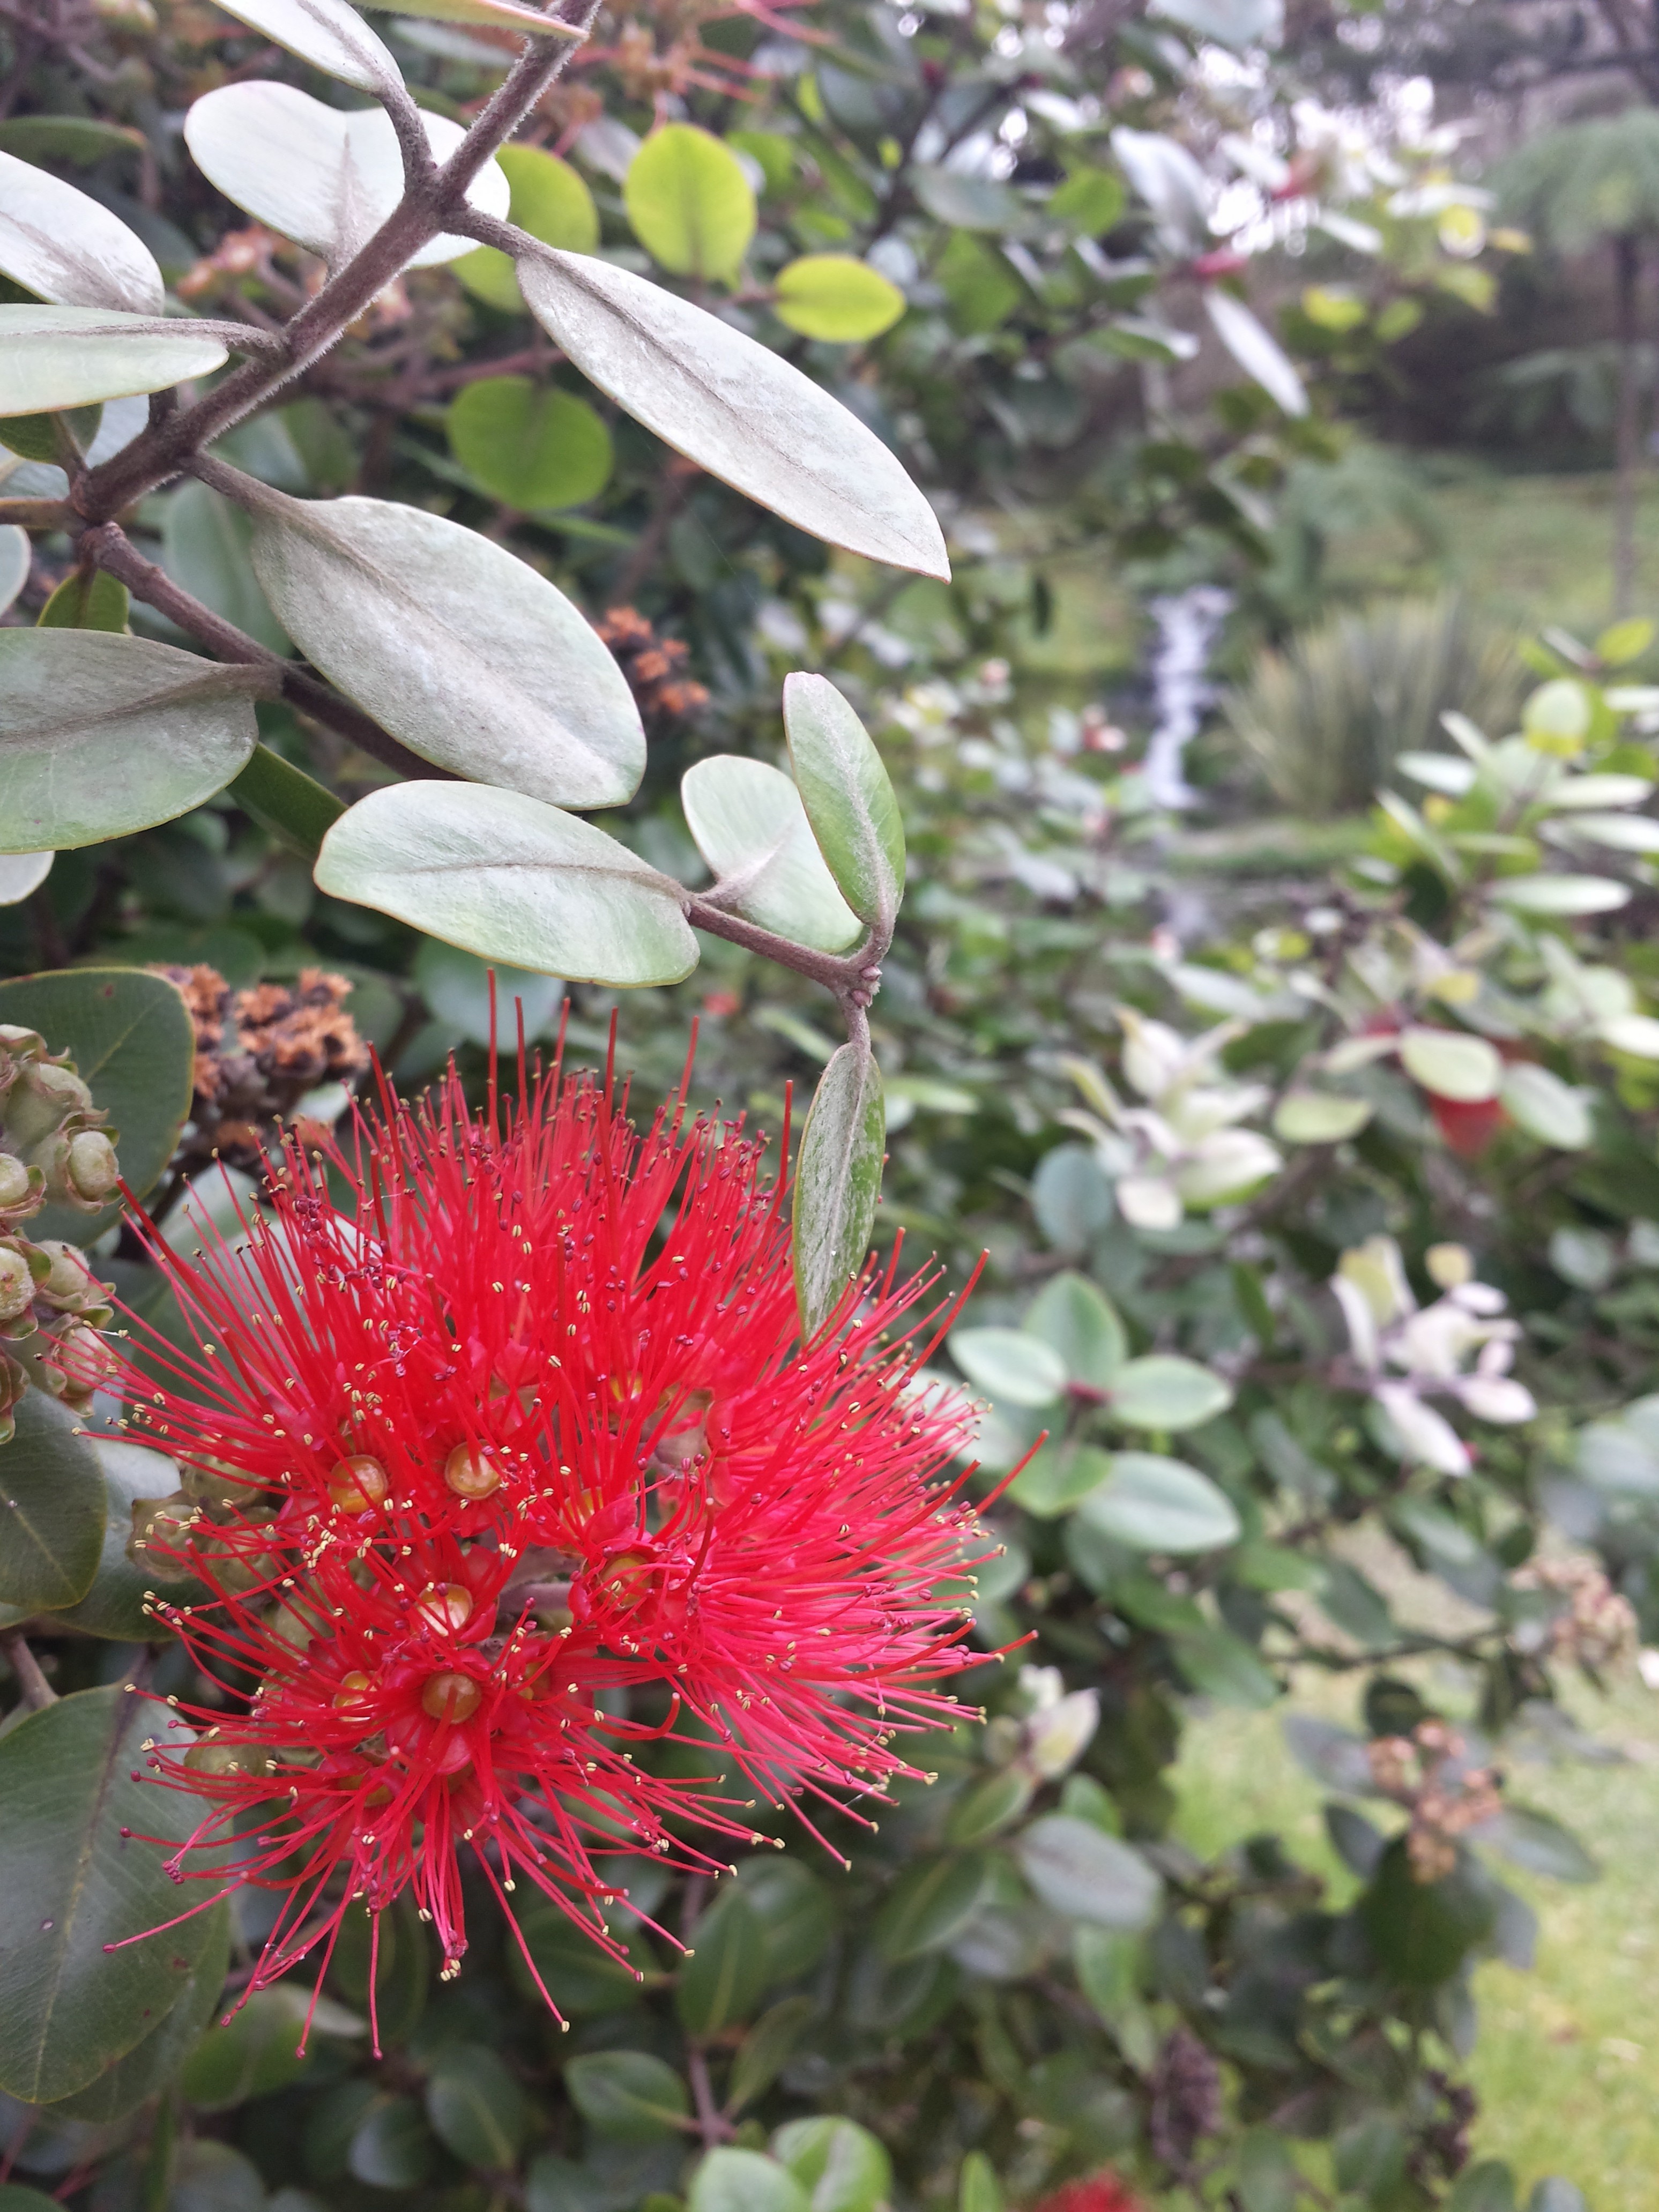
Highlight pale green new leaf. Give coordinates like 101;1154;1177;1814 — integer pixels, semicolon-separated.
247;491;643;806
0;630;263;850
1075;1453;1242;1553
1398;1026;1502;1103
0;306;227;415
772;254;905;342
681;755;860;952
782;673;905;930
315;783;697;986
625;124;756;282
791;1041;885;1335
0;150;163;312
517;248;949;578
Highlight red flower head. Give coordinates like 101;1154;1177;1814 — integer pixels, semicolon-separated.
121;1053;987;2040
1031;2176;1148;2212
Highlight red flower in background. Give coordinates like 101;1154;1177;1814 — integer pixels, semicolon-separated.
1031;2174;1148;2212
124;1054;986;2038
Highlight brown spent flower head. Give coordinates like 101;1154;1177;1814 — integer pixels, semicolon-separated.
1365;1720;1503;1884
593;606;710;727
1514;1554;1639;1672
155;965;369;1173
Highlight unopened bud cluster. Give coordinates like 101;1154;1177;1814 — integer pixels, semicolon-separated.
0;1024;120;1442
1367;1718;1502;1884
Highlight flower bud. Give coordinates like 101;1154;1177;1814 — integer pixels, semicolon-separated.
128;1491;196;1565
50;1322;115;1405
185;1739;249;1778
6;1061;93;1153
0;1152;35;1215
65;1129;120;1204
0;1242;36;1324
32;1240;99;1310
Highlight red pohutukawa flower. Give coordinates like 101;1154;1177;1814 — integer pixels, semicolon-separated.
123;1052;986;2039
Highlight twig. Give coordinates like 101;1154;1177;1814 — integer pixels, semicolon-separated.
0;497;73;528
1;1627;57;1709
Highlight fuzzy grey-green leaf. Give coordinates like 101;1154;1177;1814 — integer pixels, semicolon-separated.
791;1041;884;1336
782;674;905;931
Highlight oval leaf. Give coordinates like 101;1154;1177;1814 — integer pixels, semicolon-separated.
246;491;643;806
425;2044;532;2170
448;377;613;510
0;852;53;905
0;631;262;851
0;966;197;1231
0;1391;106;1612
0;150;163;312
1075;1453;1241;1554
1022;1270;1127;1390
949;1326;1067;1409
455;145;599;311
771;2118;892;2212
690;2150;809;2212
184;86;508;271
791;1040;885;1336
677;1889;771;2036
517;249;948;578
0;306;227;415
1398;1026;1502;1104
682;755;860;953
1488;873;1631;915
1203;289;1307;415
1499;1062;1593;1149
210;0;399;90
872;1853;990;1960
1007;1441;1113;1518
782;674;905;932
1014;1815;1161;1931
564;2050;690;2140
0;1684;224;2101
1271;1089;1374;1143
48;1903;230;2125
773;255;905;343
1107;1354;1232;1431
626;124;755;282
315;782;697;987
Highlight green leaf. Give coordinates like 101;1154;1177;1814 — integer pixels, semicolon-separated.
625;124;756;282
171;2141;267;2212
1398;1026;1503;1103
1204;291;1307;416
1498;1062;1593;1148
1169;1626;1278;1708
0;965;197;1229
872;1853;990;1960
682;755;860;953
1447;2162;1519;2212
0;405;99;464
944;1768;1035;1846
1050;165;1126;232
247;490;643;807
54;1439;204;1641
1007;1441;1113;1517
771;2118;891;2212
507;1900;653;2014
455;146;599;311
1485;1805;1599;1884
1022;1270;1127;1390
0;632;264;851
229;744;344;863
734;1856;835;1982
315;784;697;987
0;1684;225;2101
517;250;949;578
948;1327;1067;1409
0;117;146;166
564;2051;690;2140
0;1392;106;1611
1235;2131;1299;2212
1014;1815;1161;1931
207;0;398;91
727;1994;818;2113
677;1887;771;2035
385;0;594;33
782;674;905;933
1074;1453;1240;1554
958;2152;1004;2212
772;255;905;342
791;1041;884;1337
162;480;289;656
425;2044;532;2170
37;568;128;632
1270;1089;1373;1143
1488;873;1630;915
1358;1836;1494;1986
1106;1355;1232;1431
0;306;227;414
690;2151;808;2212
912;167;1025;231
178;1984;355;2110
447;378;613;511
414;939;563;1051
183;87;507;273
349;2097;437;2188
43;1901;230;2122
0;150;164;313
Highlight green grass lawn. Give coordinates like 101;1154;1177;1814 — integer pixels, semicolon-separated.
1172;1670;1659;2209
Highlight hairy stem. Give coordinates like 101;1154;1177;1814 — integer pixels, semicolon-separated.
73;0;603;523
682;895;888;1025
1;1627;57;1709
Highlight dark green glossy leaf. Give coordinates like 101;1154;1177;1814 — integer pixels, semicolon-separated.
726;1995;818;2114
46;1902;229;2123
677;1888;770;2035
0;1684;223;2101
0;1391;105;1612
36;569;128;632
770;2119;890;2212
1015;1816;1161;1931
871;1853;989;1961
229;746;344;863
563;2051;689;2140
424;2044;531;2170
348;2097;436;2189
